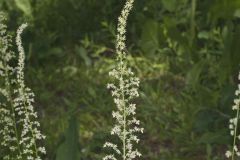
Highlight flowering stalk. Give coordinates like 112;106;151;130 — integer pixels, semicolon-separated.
0;13;45;160
14;23;46;160
226;72;240;159
0;12;23;160
103;0;143;160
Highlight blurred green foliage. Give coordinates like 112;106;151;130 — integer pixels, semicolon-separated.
0;0;240;159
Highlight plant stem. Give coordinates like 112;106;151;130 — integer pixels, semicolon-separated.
123;96;126;160
232;104;240;160
21;90;39;158
120;54;126;160
4;62;23;158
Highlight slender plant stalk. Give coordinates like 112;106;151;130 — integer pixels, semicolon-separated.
226;72;240;159
16;23;39;158
230;107;239;160
0;13;46;160
232;107;239;160
0;12;24;159
103;0;143;160
5;69;23;157
15;23;46;159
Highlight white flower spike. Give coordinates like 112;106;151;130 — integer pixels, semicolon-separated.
226;72;240;160
103;0;143;160
0;12;45;160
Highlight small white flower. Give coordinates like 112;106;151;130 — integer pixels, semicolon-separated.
237;151;240;156
232;105;239;110
234;145;238;151
235;90;240;96
225;151;232;158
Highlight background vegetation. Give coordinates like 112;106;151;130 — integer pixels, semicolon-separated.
0;0;240;159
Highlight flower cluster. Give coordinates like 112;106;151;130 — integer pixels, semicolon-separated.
103;1;143;160
0;13;45;160
226;72;240;159
0;12;23;160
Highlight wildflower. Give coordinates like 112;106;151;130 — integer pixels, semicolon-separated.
103;0;143;160
0;12;23;160
0;12;45;159
226;72;240;159
226;151;232;158
14;23;46;159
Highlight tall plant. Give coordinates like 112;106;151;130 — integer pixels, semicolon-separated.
103;0;143;160
0;12;45;160
226;72;240;159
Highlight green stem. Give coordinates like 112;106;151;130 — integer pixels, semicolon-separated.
21;88;39;158
120;55;126;160
232;105;240;160
4;64;23;158
123;96;126;160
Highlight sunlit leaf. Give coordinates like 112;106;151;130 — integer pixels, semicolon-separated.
14;0;32;17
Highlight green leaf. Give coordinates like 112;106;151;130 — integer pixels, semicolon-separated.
56;117;80;160
186;60;206;88
14;0;32;17
198;31;210;39
139;20;160;55
234;9;240;18
75;46;92;66
161;0;177;12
